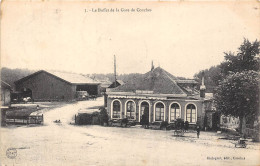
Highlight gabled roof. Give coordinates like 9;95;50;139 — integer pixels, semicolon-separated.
111;67;197;95
47;71;100;84
15;70;100;85
108;79;125;88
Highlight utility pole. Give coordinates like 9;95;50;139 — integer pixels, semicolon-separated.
151;60;154;71
114;55;117;88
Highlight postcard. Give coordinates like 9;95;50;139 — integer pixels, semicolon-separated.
1;1;259;166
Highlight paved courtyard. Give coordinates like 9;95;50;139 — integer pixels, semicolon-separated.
1;98;260;166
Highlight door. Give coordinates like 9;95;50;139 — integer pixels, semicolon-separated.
140;102;149;124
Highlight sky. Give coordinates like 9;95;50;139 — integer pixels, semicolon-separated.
1;1;259;78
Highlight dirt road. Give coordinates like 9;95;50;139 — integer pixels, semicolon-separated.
1;98;259;166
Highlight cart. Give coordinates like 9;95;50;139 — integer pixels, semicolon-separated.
235;138;247;148
174;129;184;136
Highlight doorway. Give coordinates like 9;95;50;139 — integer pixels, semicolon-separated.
140;101;149;124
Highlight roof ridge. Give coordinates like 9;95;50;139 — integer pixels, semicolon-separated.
15;70;100;85
1;80;11;87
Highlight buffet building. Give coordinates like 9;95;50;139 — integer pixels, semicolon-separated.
106;67;212;127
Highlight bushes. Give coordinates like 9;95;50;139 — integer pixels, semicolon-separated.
76;112;100;125
75;107;109;126
99;107;109;126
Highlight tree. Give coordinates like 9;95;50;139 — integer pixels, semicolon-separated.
215;71;259;132
214;39;260;133
194;39;259;93
99;107;109;126
220;38;259;76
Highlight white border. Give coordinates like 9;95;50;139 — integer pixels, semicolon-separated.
168;102;181;123
111;99;122;119
153;101;166;122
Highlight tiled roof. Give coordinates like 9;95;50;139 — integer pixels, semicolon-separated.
47;71;100;84
111;67;196;95
15;70;100;85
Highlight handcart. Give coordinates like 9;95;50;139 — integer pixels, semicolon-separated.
235;138;247;148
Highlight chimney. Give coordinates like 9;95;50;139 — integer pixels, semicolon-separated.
151;61;154;71
200;71;206;98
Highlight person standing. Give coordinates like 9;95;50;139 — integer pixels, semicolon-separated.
184;121;189;132
141;107;149;129
196;125;201;138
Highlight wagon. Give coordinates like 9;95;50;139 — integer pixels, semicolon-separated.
174;129;184;136
234;139;247;148
108;118;136;127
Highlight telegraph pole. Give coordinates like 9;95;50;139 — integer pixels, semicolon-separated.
114;55;117;88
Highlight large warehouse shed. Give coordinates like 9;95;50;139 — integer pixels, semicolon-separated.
14;70;101;101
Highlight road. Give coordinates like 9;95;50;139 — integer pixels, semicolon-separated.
1;98;260;166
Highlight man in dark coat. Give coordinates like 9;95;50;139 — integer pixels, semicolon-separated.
196;125;201;138
184;121;189;132
141;108;149;128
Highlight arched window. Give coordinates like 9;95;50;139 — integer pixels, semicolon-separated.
170;103;180;122
155;102;164;121
126;101;135;120
112;100;121;119
186;104;196;123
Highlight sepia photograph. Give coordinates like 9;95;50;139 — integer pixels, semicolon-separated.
0;1;259;166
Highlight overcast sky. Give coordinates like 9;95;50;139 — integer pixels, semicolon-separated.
1;1;259;78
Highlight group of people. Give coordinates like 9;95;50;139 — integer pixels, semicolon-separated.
175;120;189;131
140;113;201;138
178;120;201;138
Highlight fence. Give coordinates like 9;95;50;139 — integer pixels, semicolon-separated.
6;114;44;125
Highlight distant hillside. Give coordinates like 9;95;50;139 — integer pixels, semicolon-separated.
1;67;35;89
91;72;189;85
1;67;194;91
90;73;143;84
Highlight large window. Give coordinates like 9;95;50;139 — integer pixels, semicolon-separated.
112;100;121;119
126;101;135;120
155;102;164;121
170;103;180;122
186;104;196;123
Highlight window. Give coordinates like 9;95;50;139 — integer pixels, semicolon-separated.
170;103;180;121
155;102;164;121
112;100;121;119
126;101;135;120
186;104;196;123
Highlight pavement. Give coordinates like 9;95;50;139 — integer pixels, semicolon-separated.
1;97;260;166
